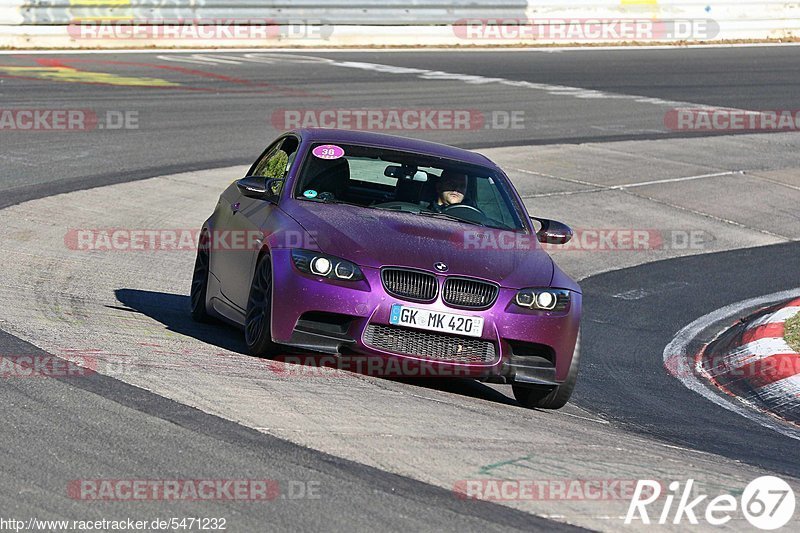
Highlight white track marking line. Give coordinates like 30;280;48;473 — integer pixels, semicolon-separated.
607;171;743;190
510;167;600;188
664;288;800;441
556;411;610;424
612;282;690;301
150;52;762;115
326;59;759;110
531;171;791;244
512;168;745;193
514;168;784;235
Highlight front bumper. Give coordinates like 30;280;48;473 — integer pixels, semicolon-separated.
269;249;581;383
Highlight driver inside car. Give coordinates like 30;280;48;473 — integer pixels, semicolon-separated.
431;171;468;212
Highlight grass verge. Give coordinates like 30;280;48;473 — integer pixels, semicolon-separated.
785;311;800;353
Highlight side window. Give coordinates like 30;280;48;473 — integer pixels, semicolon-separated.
262;151;289;179
250;137;299;180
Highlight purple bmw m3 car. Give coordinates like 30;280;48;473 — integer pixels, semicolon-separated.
191;129;581;409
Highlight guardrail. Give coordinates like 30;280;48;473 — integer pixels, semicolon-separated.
8;1;528;24
1;1;798;48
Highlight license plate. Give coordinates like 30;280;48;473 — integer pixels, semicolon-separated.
389;304;484;337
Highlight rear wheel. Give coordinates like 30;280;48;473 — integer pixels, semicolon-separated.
190;233;211;322
244;254;281;357
513;332;580;410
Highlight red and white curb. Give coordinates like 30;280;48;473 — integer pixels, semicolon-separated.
698;298;800;424
664;289;800;440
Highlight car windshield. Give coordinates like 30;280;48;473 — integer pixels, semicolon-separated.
294;142;527;231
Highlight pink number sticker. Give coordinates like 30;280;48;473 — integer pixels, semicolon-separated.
312;144;344;160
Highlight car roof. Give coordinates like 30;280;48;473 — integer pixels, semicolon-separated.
288;128;496;168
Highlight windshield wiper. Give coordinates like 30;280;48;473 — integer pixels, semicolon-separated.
416;210;487;228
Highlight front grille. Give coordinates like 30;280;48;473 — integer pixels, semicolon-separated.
443;277;499;309
364;324;496;364
381;268;437;302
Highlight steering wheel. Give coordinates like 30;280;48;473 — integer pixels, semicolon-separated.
442;203;485;224
372;201;422;211
443;204;482;215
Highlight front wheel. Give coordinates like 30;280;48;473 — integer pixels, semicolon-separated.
513;332;580;410
190;233;212;322
244;254;281;357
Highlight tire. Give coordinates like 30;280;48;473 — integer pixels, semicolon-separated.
513;332;580;410
244;253;281;357
190;233;212;322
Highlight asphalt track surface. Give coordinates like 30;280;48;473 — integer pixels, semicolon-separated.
580;241;800;477
0;330;572;531
3;46;800;207
1;47;799;530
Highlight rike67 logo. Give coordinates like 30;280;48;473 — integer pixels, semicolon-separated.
626;476;795;529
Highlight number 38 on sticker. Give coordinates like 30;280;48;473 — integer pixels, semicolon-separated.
312;144;344;160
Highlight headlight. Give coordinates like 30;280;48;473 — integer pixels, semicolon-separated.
292;249;364;281
310;257;331;276
514;288;570;311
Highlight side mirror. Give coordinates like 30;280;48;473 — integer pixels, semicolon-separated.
532;217;573;245
236;176;282;203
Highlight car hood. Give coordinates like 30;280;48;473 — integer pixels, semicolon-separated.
282;200;554;288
